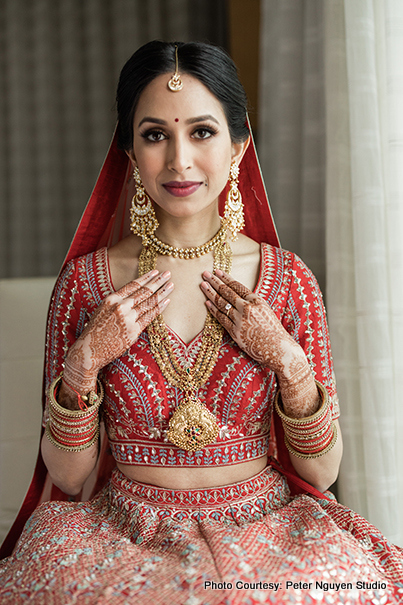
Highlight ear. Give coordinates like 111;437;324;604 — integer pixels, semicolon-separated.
125;149;136;168
231;136;250;166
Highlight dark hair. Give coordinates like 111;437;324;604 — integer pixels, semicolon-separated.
116;40;249;150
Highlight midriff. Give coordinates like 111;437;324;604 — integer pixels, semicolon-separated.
117;455;268;489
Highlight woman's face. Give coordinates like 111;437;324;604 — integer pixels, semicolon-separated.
128;73;248;221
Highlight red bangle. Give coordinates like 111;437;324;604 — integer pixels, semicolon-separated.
275;381;338;459
46;375;103;452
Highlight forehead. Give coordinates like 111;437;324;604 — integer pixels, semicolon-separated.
133;73;227;125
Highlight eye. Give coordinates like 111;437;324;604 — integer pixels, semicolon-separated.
192;127;217;140
141;130;167;143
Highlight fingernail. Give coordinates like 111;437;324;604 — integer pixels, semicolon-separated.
203;271;212;279
163;298;170;306
215;269;223;276
162;271;171;278
149;269;159;276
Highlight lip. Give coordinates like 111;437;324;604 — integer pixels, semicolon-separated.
162;181;203;197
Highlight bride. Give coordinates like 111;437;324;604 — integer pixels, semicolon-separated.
0;40;401;605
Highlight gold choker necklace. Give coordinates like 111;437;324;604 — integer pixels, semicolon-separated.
138;233;232;451
147;224;227;259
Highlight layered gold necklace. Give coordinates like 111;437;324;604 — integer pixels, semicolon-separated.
138;225;232;452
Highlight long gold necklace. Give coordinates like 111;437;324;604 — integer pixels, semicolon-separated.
138;226;232;452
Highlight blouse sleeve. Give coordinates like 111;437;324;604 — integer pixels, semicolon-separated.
282;253;340;420
42;259;85;426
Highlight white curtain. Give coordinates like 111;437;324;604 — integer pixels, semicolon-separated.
324;0;403;546
0;0;226;278
258;0;326;291
260;0;403;545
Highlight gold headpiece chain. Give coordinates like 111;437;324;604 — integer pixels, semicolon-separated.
167;45;183;92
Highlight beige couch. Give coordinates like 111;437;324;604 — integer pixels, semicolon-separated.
0;277;55;544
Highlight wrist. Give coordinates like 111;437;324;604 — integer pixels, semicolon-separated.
46;375;104;452
275;381;337;459
277;361;319;418
64;354;98;394
61;377;99;411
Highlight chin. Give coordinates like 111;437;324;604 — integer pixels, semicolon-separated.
155;199;218;220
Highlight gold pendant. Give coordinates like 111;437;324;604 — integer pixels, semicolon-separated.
166;392;219;452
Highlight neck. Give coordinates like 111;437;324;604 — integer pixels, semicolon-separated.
153;206;222;249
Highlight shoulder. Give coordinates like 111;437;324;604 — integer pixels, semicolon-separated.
57;247;113;306
257;244;324;310
108;235;142;290
63;247;106;273
230;234;261;291
260;243;319;287
61;248;108;285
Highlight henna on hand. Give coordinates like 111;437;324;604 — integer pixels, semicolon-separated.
63;270;173;400
201;270;320;418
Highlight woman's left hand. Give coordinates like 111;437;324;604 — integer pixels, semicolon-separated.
200;269;319;417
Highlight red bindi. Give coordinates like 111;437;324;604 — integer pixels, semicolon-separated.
175;118;179;122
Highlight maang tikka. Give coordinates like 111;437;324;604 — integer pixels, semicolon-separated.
223;161;245;241
168;45;183;92
129;166;159;244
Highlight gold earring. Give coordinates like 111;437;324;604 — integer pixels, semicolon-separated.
130;167;159;244
223;161;244;241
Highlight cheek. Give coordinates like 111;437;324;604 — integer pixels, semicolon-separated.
204;139;231;165
135;152;163;187
206;151;232;187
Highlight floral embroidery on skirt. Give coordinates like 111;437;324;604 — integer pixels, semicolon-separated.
1;466;402;604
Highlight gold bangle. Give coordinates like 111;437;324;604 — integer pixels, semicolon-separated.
45;421;100;452
284;424;338;459
275;380;338;458
48;375;104;417
48;416;99;434
45;374;104;452
274;381;329;426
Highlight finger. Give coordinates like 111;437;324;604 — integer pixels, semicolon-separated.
133;282;173;315
201;281;239;319
205;300;234;335
116;269;159;299
137;298;170;332
120;272;171;308
201;274;241;310
127;274;173;309
142;271;172;295
213;269;255;301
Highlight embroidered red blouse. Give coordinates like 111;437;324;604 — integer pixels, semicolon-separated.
44;243;339;468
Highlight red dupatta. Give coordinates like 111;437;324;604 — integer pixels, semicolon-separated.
0;128;330;560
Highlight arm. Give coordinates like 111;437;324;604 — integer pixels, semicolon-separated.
42;266;173;495
287;420;342;492
201;268;342;493
273;345;342;492
41;429;99;496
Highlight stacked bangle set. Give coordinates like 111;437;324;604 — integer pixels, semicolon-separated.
46;373;335;459
275;381;337;459
45;375;104;452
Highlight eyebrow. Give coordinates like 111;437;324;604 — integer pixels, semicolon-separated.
137;114;220;127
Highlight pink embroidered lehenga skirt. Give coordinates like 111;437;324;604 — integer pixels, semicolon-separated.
1;466;402;604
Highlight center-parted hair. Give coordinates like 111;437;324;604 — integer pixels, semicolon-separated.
116;40;249;150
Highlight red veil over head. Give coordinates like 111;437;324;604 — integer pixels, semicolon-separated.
0;127;330;559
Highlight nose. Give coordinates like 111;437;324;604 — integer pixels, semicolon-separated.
166;136;192;174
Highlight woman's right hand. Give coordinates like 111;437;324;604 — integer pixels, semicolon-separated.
63;269;173;396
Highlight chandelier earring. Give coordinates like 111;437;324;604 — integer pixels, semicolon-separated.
130;166;159;245
223;161;244;241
